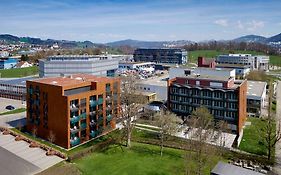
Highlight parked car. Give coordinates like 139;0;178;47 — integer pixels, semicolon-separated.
5;105;15;110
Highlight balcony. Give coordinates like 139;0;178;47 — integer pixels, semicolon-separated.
97;98;103;105
89;100;97;107
81;122;87;130
90;111;96;116
80;113;87;120
70;116;80;124
70;138;80;147
70;104;79;112
70;126;79;134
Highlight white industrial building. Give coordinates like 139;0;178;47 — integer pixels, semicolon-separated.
169;67;236;80
216;54;269;70
118;62;155;72
136;75;168;101
247;81;267;117
39;55;129;77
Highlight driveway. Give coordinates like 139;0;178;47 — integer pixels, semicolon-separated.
0;112;26;128
0;131;63;175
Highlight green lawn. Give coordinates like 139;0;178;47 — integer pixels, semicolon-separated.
0;108;26;116
188;50;281;66
74;142;221;175
0;66;38;78
239;117;267;155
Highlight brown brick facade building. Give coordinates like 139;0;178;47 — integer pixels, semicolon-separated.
167;75;247;135
26;74;120;149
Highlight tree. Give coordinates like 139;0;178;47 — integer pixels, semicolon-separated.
32;127;37;138
120;74;144;148
184;106;217;175
47;130;56;143
260;82;281;160
154;110;182;156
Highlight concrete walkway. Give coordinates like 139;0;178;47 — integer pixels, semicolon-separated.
274;81;281;174
0;131;63;175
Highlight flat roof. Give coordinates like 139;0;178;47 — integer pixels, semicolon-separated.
29;74;117;87
247;80;267;98
185;74;233;81
211;162;263;175
216;64;250;68
138;75;168;87
0;77;38;86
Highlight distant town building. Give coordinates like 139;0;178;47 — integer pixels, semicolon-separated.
198;56;216;68
0;51;9;58
169;67;236;80
0;58;18;69
216;64;250;79
247;81;267;117
15;61;33;68
26;74;120;149
168;75;247;135
39;55;128;78
133;48;188;64
216;54;269;70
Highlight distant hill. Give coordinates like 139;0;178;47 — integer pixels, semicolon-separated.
267;33;281;43
0;34;98;48
106;39;193;48
233;35;267;43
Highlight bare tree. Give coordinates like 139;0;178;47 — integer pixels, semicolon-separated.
32;127;37;138
47;130;56;143
16;121;23;132
261;82;281;160
154;110;182;156
184;106;216;175
120;74;144;148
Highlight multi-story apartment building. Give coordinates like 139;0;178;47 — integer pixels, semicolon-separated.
167;75;247;135
39;55;128;78
26;74;120;149
133;48;188;64
216;54;269;70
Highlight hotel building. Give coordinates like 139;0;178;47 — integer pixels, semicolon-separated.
167;75;247;135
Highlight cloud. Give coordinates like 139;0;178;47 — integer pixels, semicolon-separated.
214;19;228;27
247;20;264;31
237;20;244;29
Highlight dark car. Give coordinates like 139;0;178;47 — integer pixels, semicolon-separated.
5;105;15;110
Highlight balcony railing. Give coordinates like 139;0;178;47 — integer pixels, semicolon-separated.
107;114;112;121
81;123;87;130
80;113;87;120
90;131;96;138
70;116;80;124
70;138;81;147
97;98;103;105
89;100;97;107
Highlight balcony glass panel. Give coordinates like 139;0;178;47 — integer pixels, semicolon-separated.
80;113;87;120
70;116;80;124
98;98;103;105
81;122;87;130
70;138;80;147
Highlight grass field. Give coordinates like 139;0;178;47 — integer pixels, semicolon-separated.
0;108;26;116
0;66;38;78
188;50;281;66
74;142;222;175
239;117;267;156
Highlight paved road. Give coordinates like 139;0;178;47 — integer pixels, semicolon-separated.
274;81;281;174
0;146;40;175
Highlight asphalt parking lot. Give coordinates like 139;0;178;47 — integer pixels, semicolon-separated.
0;97;26;113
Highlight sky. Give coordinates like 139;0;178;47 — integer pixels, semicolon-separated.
0;0;280;43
